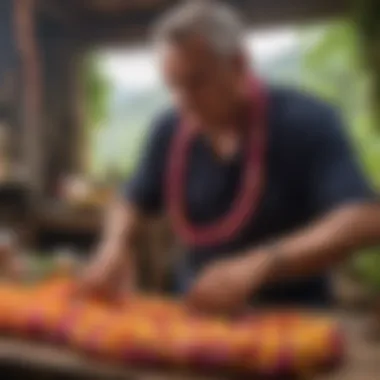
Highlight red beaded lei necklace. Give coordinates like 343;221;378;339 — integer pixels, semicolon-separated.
166;78;268;247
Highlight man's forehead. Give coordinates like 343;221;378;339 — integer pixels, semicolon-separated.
159;35;224;66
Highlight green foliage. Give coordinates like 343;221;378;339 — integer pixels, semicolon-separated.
300;21;364;114
355;0;380;133
355;0;380;45
352;249;380;291
300;20;379;182
300;19;380;289
84;55;110;129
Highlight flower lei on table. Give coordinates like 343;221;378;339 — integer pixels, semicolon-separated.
0;276;344;377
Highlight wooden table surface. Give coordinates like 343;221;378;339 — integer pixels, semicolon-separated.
0;311;378;380
316;311;380;380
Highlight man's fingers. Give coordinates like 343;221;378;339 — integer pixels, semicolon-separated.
188;284;244;316
75;270;133;307
186;284;237;315
185;284;212;312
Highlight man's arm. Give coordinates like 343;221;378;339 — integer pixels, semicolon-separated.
194;201;380;312
187;202;380;313
79;198;143;297
98;197;143;282
80;111;175;297
254;102;379;277
261;202;380;281
268;105;379;279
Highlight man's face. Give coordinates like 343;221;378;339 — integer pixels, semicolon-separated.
159;36;247;126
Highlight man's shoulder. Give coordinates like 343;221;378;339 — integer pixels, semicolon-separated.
269;85;339;137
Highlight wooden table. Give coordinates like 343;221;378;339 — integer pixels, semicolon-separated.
0;311;378;380
316;311;380;380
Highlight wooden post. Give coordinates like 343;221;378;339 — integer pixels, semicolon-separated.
14;0;44;197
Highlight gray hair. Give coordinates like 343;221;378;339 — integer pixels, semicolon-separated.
153;1;245;57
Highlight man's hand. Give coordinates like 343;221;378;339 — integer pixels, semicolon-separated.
186;250;275;315
78;243;135;301
77;199;141;301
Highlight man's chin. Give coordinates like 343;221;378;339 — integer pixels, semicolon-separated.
191;114;231;129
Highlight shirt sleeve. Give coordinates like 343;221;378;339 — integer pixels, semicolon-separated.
305;107;377;215
122;111;175;216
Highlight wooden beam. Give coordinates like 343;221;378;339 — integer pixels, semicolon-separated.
38;0;173;21
36;0;83;26
83;0;172;13
238;0;349;28
38;0;349;28
45;0;350;48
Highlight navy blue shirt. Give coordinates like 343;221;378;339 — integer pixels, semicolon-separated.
124;86;375;306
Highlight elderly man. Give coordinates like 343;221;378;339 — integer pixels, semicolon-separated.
80;1;380;313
